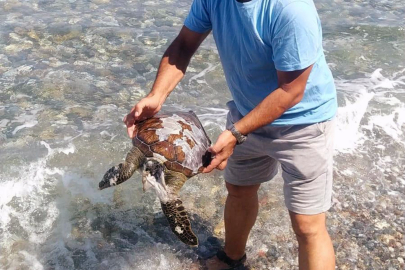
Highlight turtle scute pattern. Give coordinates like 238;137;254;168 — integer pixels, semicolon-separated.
132;112;211;177
161;199;198;246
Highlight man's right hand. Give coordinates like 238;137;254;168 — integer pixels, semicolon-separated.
123;94;164;138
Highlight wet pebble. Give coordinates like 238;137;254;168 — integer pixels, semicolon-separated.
119;230;139;245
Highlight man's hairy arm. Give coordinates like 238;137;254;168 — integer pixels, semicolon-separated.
203;65;313;173
124;26;210;138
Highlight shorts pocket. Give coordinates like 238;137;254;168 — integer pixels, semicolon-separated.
226;100;243;129
315;121;327;135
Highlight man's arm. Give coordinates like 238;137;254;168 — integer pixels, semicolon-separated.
234;65;313;135
124;26;210;138
150;26;211;102
203;64;313;173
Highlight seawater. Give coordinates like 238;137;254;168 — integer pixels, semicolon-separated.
0;0;404;269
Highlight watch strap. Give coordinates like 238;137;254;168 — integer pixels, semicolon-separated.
228;124;247;145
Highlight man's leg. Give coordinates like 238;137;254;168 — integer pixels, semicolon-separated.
289;211;335;270
270;120;336;269
224;182;261;259
206;182;260;269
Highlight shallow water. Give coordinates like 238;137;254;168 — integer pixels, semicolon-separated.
0;0;404;269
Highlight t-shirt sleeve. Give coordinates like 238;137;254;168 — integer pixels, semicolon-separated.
271;1;322;71
184;0;212;33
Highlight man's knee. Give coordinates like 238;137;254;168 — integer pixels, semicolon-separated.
225;182;260;199
289;211;327;241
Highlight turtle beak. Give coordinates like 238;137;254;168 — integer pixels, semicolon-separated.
141;166;169;202
99;181;111;190
142;160;165;192
142;171;155;192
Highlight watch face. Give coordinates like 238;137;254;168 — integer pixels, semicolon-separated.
237;134;247;144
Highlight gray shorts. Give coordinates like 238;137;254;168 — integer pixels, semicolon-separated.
224;101;335;215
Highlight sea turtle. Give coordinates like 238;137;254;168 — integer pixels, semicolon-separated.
98;111;212;246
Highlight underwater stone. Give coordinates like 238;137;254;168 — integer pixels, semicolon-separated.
5;42;33;54
119;230;139;245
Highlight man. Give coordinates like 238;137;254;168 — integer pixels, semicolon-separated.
124;0;337;269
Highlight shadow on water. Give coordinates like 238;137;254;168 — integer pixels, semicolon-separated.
89;209;221;260
37;170;224;270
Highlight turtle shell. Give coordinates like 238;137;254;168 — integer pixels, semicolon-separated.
133;111;212;177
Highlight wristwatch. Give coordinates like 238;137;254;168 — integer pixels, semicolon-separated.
228;124;248;145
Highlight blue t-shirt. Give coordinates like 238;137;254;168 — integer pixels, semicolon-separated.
184;0;337;125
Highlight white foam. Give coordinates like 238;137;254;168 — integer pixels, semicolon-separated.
40;141;76;155
12;120;38;135
10;106;42;135
367;107;405;143
96;104;118;111
0;119;9;128
334;90;374;153
60;171;112;204
189;63;218;85
0;142;80;269
197;109;229;135
334;68;405;153
370;68;397;89
100;130;117;140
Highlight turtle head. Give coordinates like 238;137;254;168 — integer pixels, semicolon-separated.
99;164;124;190
142;159;169;202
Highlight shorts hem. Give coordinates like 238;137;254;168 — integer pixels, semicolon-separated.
286;203;331;215
224;168;278;186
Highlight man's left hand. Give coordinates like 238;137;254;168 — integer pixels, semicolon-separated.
203;130;237;173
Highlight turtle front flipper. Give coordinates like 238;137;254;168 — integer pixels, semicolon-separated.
161;198;198;246
99;147;145;190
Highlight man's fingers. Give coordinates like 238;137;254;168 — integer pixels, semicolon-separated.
208;144;221;156
203;155;225;173
123;113;135;127
125;113;140;138
123;104;141;138
217;160;228;170
134;102;145;121
127;125;136;139
123;104;138;125
123;100;146;128
123;95;164;139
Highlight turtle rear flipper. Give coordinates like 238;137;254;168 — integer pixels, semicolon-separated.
161;198;198;246
99;147;144;190
160;170;198;246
